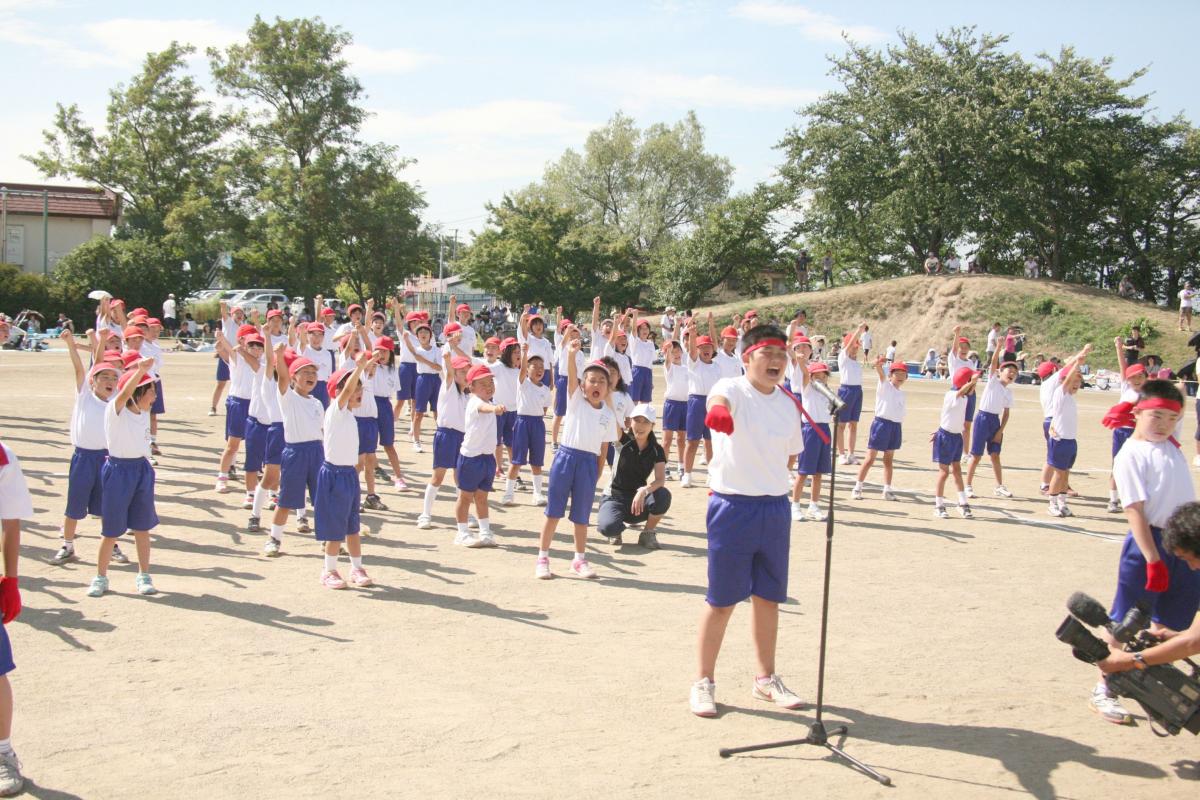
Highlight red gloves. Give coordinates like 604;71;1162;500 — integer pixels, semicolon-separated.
0;578;20;625
705;405;734;435
1145;560;1170;593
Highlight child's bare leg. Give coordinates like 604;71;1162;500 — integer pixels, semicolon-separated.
966;454;981;486
133;530;151;572
572;523;588;554
810;473;824;504
856;451;877;483
474;491;489;519
539;517;559;551
454;492;472;524
697;603;736;680
950;462;965;492
882;451;895;486
935;464;950;498
96;537;117;577
346;533;362;559
751;596;780;677
990;453;1004;485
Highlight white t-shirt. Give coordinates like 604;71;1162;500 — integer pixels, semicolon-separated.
517;378;552;416
607;391;633;442
555;345;586;379
397;328;416;364
947;352;972;375
560;388;618;455
373;365;398;398
228;351;260;400
589;330;610;361
162;298;176;319
604;344;634;387
521;331;554;372
0;444;34;520
861;332;873;350
977;376;1014;415
490;363;520;407
457;324;477;355
708;376;805;497
71;386;110;450
258;367;284;425
1039;369;1063;417
248;365;268;422
437;380;468;432
300;345;337;381
715;350;743;379
141;339;163;378
1049;386;1078;440
874;381;906;423
663;359;689;401
104;400;151;459
1118;380;1140;406
686;353;723;396
800;381;833;424
939;390;968;434
986;329;999;353
280;389;324;443
351;369;378;420
837;350;862;386
323;401;360;466
1113;438;1195;527
630;336;656;368
410;339;442;375
885;345;897;362
1180;288;1195;310
461;394;499;457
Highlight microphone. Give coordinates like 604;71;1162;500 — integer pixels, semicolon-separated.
810;379;845;411
1067;592;1110;627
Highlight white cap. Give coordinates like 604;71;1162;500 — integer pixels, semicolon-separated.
630;403;656;423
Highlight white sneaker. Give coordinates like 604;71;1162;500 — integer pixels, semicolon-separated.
964;485;976;499
263;537;281;557
790;501;804;522
454;530;478;546
1090;683;1133;724
805;507;827;522
1048;505;1065;518
994;485;1013;498
690;678;717;717
934;506;949;519
958;503;974;519
475;531;497;548
752;674;805;710
215;476;229;493
1060;505;1074;517
1106;499;1122;514
416;514;433;529
838;453;851;466
681;473;693;488
411;440;424;453
501;491;515;506
242;493;254;510
531;493;547;507
882;488;897;501
700;455;708;466
1193;455;1200;468
851;485;864;500
571;558;598;579
535;556;552;580
848;453;861;465
467;518;479;530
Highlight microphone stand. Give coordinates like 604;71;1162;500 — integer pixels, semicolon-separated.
719;396;892;786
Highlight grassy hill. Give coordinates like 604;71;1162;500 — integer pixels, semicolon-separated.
685;274;1194;372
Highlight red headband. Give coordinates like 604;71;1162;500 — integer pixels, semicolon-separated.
1136;397;1182;414
742;338;788;358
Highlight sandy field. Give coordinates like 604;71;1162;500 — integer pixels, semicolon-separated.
2;347;1198;800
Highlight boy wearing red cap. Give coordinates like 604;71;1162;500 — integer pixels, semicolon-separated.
661;331;689;479
244;338;287;533
211;301;246;416
403;319;443;454
551;321;584;454
964;345;1019;500
1106;337;1148;512
690;324;806;718
682;317;722;488
448;294;476;355
456;365;506;547
1047;344;1092;517
518;305;554;389
392;301;423;426
792;355;833;521
266;345;323;554
932;366;979;519
947;326;977;453
0;436;32;793
369;336;408;492
709;316;743;380
214;326;263;505
835;323;867;464
293;318;335;408
853;355;909;500
506;344;553;507
417;354;473;529
89;358;160;597
316;355;373;588
589;296;614;361
629;310;657;404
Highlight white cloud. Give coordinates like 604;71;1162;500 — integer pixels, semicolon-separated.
367;100;595;142
601;70;818;109
731;1;887;44
344;43;431;75
83;18;241;65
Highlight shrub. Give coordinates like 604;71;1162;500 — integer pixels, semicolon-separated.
0;263;51;316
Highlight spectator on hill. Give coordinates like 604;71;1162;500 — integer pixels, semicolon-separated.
1002;326;1023;362
945;254;962;274
923;252;941;275
162;293;178;332
985;322;1001;364
1024;256;1039;279
860;325;873;361
1122;326;1145;365
794;249;811;291
1118;275;1136;298
1179;281;1195;332
821;251;834;288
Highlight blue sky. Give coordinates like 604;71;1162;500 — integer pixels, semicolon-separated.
2;1;1197;240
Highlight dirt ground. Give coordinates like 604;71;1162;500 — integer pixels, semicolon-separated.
2;347;1198;800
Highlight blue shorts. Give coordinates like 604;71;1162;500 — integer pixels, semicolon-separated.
705;493;790;607
433;427;464;470
243;417;269;473
554;374;570;417
375;396;395;447
151;379;165;414
1042;417;1051;441
265;422;284;466
685;394;711;441
867;418;902;452
216;357;230;381
397;362;417;401
512;414;547;467
65;447;107;520
837;384;863;423
314;463;360;542
1111;427;1134;458
356;416;379;455
0;624;14;676
662;399;687;432
100;456;158;537
225;395;250;440
540;369;552;388
964;391;976;421
1110;526;1200;632
311;381;330;409
969;410;1003;456
932;428;963;465
1196;398;1200;440
278;440;323;510
797;422;831;475
1047;437;1077;470
415;373;441;414
545;446;599;525
499;410;518;448
456;453;496;492
631;365;653;403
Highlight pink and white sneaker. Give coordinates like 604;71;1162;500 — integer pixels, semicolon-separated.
215;475;229;493
320;570;347;590
535;557;552;580
570;558;598;579
393;476;409;492
348;568;373;588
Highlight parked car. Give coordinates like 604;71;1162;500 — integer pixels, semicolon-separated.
237;291;290;316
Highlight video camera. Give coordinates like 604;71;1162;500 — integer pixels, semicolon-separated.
1056;592;1200;736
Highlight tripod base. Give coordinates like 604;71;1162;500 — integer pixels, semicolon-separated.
719;722;892;786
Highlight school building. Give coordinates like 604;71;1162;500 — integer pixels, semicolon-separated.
0;183;121;275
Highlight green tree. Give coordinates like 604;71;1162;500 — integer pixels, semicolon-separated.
460;192;640;317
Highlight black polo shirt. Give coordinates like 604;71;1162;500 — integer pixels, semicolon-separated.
611;432;665;494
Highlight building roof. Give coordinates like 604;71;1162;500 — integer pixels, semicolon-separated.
0;183;121;222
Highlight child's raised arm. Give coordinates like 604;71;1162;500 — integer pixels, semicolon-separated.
61;329;85;391
113;357;153;413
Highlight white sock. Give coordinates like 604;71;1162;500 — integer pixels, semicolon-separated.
252;485;268;517
218;471;228;480
935;496;945;508
538;549;549;559
853;481;863;490
1056;494;1067;509
574;551;586;561
350;556;363;570
323;554;338;571
957;491;967;505
1039;482;1050;491
808;501;819;511
532;474;544;494
505;478;515;494
1109;489;1119;502
300;505;310;521
0;738;12;755
61;537;74;548
422;483;439;516
269;524;284;542
479;518;492;534
457;522;469;535
883;484;892;492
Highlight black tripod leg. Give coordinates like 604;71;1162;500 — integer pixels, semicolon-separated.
719;738;811;758
824;743;892;786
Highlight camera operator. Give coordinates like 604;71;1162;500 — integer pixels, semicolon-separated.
1099;502;1200;673
597;404;671;550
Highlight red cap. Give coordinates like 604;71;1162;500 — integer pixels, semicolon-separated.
695;335;715;347
450;355;472;370
889;360;908;373
147;318;162;327
957;337;970;344
129;307;148;318
110;298;125;308
528;314;544;324
117;368;154;392
456;303;470;314
88;363;119;380
374;336;395;352
558;319;573;333
485;336;501;346
347;304;363;315
443;322;462;335
327;368;354;399
583;359;610;376
466;364;493;384
372;311;386;321
103;329;120;340
122;326;144;339
999;360;1020;371
501;337;519;349
266;309;283;319
791;334;811;345
129;315;149;327
289;357;316;377
720;326;738;339
404;312;423;324
120;351;141;368
1123;363;1146;379
635;318;650;329
745;310;758;319
952;366;977;389
281;348;299;370
237;324;258;339
613;330;628;340
1035;362;1056;379
808;361;830;374
244;333;265;346
320;307;335;316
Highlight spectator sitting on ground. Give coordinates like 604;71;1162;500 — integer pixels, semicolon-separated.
935;352;949;379
923;252;941;275
922;349;938;378
1118;275;1136;298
